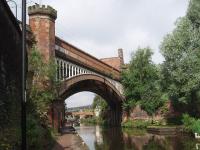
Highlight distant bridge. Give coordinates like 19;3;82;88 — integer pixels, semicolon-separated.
66;111;94;119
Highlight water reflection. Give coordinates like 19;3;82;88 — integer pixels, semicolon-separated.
196;143;200;150
76;125;198;150
95;127;124;150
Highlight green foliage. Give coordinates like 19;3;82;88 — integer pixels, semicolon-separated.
143;138;166;150
122;119;151;129
122;47;166;115
187;0;200;28
160;0;200;116
80;117;108;126
27;46;59;149
92;95;108;110
80;117;98;125
27;46;60;124
160;16;200;116
182;114;200;134
27;115;54;150
92;95;109;119
166;116;183;125
0;82;21;149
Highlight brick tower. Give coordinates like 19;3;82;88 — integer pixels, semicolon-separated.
28;4;57;62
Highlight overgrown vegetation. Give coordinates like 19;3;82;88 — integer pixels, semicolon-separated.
80;95;110;126
121;47;167;117
27;46;59;149
182;114;200;134
92;95;109;125
0;83;21;150
160;0;200;117
121;0;200;129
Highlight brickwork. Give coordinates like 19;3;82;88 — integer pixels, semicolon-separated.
101;57;121;71
123;101;181;122
28;4;57;62
28;4;124;129
28;4;122;80
100;49;124;71
56;38;121;80
50;100;65;130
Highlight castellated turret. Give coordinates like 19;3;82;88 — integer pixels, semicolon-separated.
28;4;57;62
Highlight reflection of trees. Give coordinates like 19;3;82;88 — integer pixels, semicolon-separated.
123;130;149;150
177;136;197;150
94;127;197;150
94;127;125;150
143;135;197;150
143;136;166;150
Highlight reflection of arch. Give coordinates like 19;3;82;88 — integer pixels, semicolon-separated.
59;74;124;108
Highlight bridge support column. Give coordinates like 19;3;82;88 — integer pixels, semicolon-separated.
48;100;65;132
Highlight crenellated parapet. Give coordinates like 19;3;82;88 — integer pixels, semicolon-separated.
28;4;57;62
28;4;57;20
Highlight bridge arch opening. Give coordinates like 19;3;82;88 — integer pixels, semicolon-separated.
52;74;124;127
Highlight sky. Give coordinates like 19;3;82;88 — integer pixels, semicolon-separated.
11;0;189;108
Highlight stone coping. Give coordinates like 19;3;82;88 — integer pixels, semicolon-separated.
28;4;57;20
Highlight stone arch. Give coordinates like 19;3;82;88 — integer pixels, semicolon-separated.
59;74;124;104
58;74;124;126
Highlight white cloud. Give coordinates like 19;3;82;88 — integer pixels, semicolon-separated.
65;92;95;108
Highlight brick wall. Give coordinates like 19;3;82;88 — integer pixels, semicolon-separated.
28;5;57;62
101;57;121;71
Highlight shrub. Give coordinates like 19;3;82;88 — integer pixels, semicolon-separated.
166;116;183;125
80;117;98;125
27;115;55;150
182;114;200;134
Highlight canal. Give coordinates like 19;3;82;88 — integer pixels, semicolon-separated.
76;125;199;150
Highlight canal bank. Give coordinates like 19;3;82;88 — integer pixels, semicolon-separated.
52;126;89;150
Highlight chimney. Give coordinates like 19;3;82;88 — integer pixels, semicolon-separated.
28;4;57;62
118;48;124;69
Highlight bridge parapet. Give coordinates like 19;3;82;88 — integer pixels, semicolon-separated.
56;57;123;95
55;38;121;80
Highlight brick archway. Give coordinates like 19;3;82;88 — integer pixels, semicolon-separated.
59;74;124;106
50;74;124;129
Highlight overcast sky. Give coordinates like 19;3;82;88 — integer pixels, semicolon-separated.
11;0;189;107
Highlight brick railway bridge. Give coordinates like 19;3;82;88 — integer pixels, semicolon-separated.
28;4;125;129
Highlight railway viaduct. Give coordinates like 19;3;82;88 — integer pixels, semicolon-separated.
28;4;125;129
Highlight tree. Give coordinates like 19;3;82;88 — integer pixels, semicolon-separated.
92;95;108;115
187;0;200;28
160;13;200;116
122;47;164;116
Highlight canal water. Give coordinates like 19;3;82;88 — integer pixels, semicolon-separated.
76;125;199;150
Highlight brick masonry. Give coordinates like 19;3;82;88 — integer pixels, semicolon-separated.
122;101;181;123
28;5;57;62
101;49;124;71
28;4;124;129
